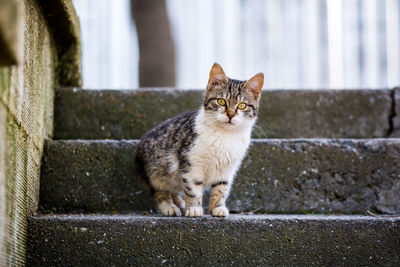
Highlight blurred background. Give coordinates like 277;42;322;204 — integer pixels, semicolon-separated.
72;0;400;89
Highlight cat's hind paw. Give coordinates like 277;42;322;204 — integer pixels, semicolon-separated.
211;206;229;217
158;201;182;217
185;206;203;217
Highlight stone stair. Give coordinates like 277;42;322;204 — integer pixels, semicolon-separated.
27;88;400;266
54;88;394;139
27;214;399;266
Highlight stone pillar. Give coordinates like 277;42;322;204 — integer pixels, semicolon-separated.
131;0;176;87
0;0;81;264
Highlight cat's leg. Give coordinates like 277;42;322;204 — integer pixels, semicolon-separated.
182;174;204;217
172;193;185;212
209;180;232;217
154;191;182;216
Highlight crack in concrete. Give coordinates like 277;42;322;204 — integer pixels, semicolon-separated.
388;89;395;136
389;88;399;137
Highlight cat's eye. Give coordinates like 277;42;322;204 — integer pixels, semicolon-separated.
217;98;227;106
237;102;247;110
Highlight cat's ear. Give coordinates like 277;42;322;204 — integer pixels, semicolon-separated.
207;63;228;90
244;73;264;99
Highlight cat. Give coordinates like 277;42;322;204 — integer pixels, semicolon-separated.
136;63;263;217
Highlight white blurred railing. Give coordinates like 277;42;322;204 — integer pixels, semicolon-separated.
73;0;400;89
72;0;139;89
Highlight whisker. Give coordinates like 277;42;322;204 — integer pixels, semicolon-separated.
252;122;269;138
204;119;219;127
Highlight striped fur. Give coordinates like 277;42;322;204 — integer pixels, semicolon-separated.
136;63;263;217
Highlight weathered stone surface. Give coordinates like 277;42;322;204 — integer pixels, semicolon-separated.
391;87;400;137
0;0;21;65
53;88;393;139
40;140;153;214
40;139;400;214
27;214;400;266
38;0;82;86
54;88;203;140
0;0;58;264
0;0;81;265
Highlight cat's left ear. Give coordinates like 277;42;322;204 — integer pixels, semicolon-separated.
207;63;228;90
244;73;264;100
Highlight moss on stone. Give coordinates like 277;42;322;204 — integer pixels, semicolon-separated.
53;88;394;140
0;0;21;65
391;88;400;137
40;139;400;215
26;214;400;266
38;0;82;87
0;68;11;103
4;113;29;266
0;0;81;265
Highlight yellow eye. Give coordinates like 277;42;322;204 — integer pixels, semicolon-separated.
217;98;226;106
237;102;247;110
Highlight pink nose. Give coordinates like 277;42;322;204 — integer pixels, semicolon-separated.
227;109;235;120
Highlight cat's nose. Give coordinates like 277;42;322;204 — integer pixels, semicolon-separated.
227;108;235;120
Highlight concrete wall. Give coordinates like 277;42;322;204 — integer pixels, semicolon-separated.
0;0;81;265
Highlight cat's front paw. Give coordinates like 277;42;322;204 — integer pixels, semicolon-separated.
211;206;229;217
159;201;182;217
185;206;203;217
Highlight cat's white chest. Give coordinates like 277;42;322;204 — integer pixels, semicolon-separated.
188;109;254;184
190;126;251;184
197;132;248;164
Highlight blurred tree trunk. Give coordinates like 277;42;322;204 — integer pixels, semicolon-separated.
131;0;175;87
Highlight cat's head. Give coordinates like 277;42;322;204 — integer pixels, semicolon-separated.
202;63;264;131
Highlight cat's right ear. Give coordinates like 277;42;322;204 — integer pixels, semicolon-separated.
207;63;228;90
244;73;264;100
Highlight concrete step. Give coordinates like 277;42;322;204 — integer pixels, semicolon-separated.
53;88;396;139
27;214;400;266
40;139;400;214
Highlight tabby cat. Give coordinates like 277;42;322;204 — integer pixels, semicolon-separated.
136;63;263;217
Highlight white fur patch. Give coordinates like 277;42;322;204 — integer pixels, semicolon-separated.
187;108;253;186
211;206;229;217
185;206;204;217
158;201;181;217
